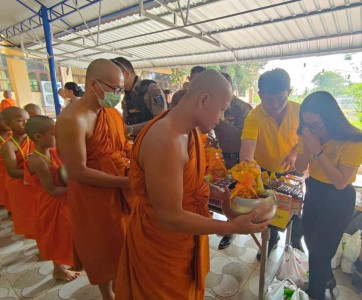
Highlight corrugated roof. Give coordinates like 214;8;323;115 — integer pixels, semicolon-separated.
0;0;361;69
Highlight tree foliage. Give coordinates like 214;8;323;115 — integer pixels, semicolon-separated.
169;62;266;95
311;71;348;96
207;61;267;96
170;67;188;88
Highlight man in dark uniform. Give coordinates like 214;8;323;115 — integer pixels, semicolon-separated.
171;66;206;108
111;57;167;136
214;73;253;249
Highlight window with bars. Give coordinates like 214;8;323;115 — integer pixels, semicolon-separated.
0;55;11;92
0;70;12;91
28;72;39;92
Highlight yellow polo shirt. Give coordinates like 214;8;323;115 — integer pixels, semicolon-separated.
241;101;300;172
298;139;362;184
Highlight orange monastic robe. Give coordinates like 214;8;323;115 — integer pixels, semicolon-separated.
24;149;74;266
0;133;11;209
66;108;132;285
116;111;211;300
4;137;36;238
0;98;16;112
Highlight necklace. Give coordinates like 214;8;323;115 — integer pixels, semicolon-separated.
34;150;59;168
10;136;30;160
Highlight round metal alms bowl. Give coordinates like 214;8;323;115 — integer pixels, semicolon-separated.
222;182;278;224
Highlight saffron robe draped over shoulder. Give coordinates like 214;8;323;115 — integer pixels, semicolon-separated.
0;98;16;112
116;111;211;300
24;149;74;266
66;108;132;285
0;134;11;209
4;137;36;238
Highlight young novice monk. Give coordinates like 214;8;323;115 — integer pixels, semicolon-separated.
24;103;42;117
24;115;80;281
1;107;36;238
0;112;12;209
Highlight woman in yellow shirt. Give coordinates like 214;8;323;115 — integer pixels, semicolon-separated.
295;91;362;300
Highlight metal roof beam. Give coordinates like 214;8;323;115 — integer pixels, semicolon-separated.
0;0;102;40
129;31;362;64
52;37;133;57
53;0;301;49
54;1;357;54
141;10;220;48
153;0;226;49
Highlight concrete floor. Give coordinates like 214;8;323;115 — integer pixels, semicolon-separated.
0;208;360;299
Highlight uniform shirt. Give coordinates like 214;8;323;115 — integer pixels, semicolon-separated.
214;95;252;154
298;139;362;184
122;76;166;124
241;101;300;172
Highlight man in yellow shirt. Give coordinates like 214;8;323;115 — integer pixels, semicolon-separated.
239;68;303;259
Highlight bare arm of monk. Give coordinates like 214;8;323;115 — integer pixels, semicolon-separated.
1;142;24;178
140;124;269;236
56;113;129;189
239;138;256;162
28;155;67;197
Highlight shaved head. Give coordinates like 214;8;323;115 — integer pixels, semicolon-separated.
0;112;9;132
86;58;123;83
24;103;41;116
25;115;54;141
3;90;12;98
186;69;232;101
2;107;27;122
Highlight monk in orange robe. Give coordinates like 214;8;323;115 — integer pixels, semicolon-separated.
0;112;12;208
24;115;80;281
1;107;36;238
56;59;131;300
0;91;16;112
115;70;269;300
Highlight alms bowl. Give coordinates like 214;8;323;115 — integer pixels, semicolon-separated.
222;182;277;223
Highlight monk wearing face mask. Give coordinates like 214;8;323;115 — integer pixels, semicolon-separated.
56;58;132;300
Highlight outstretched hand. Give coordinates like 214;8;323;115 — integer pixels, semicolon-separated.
281;152;297;172
229;209;270;234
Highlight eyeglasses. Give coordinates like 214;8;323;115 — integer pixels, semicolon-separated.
302;124;325;131
96;79;124;95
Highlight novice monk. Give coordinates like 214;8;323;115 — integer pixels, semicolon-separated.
1;107;36;238
0;112;12;209
24;103;42;117
0;91;16;112
56;59;131;300
115;70;269;300
24;115;80;281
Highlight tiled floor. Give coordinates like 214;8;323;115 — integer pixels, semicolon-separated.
0;208;360;299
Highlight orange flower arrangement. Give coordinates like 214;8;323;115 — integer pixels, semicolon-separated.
230;161;264;199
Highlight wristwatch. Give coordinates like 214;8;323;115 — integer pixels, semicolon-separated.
313;150;323;161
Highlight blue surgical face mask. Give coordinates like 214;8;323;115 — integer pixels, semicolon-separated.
95;81;122;108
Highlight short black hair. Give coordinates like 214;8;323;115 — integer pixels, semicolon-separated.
25;115;54;141
258;68;290;94
163;89;172;95
111;57;135;75
190;66;206;75
221;72;232;86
